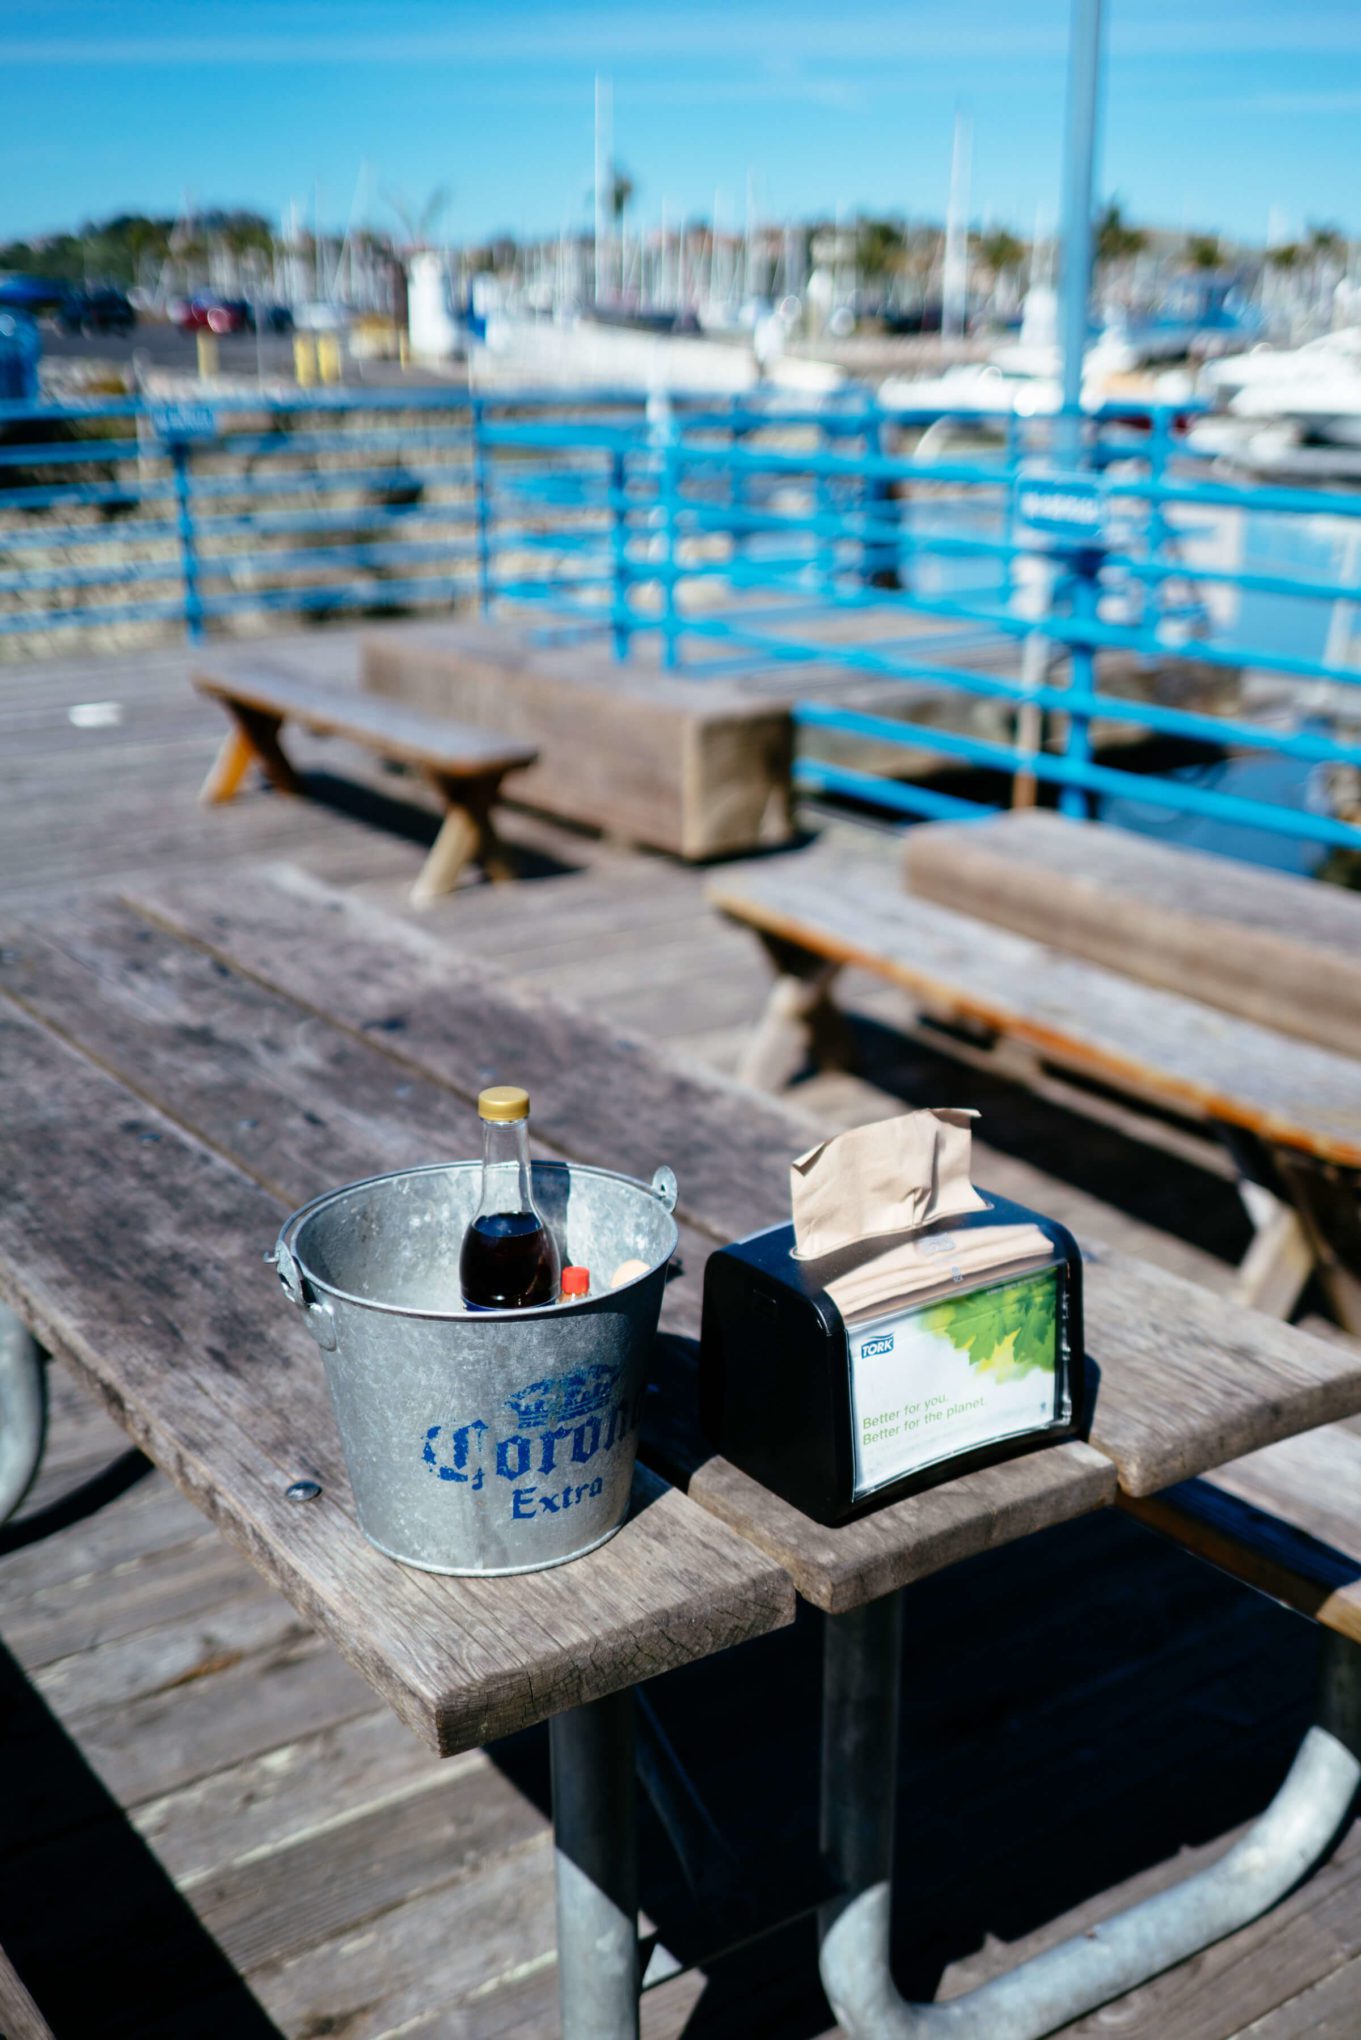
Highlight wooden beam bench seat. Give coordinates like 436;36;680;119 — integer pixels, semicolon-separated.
359;618;795;862
905;808;1361;1057
193;661;538;904
709;844;1361;1332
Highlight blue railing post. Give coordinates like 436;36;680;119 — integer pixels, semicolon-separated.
1059;542;1100;819
660;427;681;670
472;394;493;614
816;417;837;597
859;403;899;591
1002;411;1022;604
170;437;202;642
1142;404;1172;650
730;396;749;562
610;447;631;660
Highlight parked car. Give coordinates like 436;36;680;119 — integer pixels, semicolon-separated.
260;303;294;333
58;287;136;336
171;294;253;335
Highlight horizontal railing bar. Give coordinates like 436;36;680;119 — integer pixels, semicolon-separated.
0;497;481;554
194;535;482;580
198;572;475;618
671;611;1361;770
792;701;1361;850
794;758;998;822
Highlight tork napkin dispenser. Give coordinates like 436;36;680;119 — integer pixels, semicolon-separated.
699;1191;1085;1525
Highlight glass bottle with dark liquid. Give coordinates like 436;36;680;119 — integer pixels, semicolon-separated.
460;1085;560;1309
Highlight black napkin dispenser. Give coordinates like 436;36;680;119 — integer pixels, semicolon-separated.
699;1192;1085;1524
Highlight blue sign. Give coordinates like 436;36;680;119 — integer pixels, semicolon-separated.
1016;467;1104;544
151;402;217;445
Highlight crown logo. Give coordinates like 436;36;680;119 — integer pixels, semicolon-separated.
505;1361;620;1429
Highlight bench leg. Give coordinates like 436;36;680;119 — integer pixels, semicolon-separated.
411;773;515;904
1234;1180;1316;1320
1270;1153;1361;1338
1223;1129;1361;1334
0;1302;47;1526
411;804;482;904
199;707;302;805
818;1598;1361;2039
738;939;846;1090
550;1690;640;2040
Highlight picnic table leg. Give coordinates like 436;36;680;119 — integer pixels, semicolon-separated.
0;1302;47;1526
737;937;848;1090
550;1689;640;2040
200;706;302;805
1222;1129;1361;1335
818;1601;1361;2039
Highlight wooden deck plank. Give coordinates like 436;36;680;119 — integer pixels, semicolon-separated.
906;809;1361;1057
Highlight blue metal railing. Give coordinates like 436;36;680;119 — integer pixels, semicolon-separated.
3;383;1360;864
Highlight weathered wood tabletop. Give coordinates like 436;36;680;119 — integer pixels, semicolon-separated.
5;864;1360;1647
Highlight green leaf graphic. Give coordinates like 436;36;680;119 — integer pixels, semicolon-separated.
923;1271;1057;1382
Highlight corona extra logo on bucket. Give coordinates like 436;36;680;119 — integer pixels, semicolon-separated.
421;1364;641;1521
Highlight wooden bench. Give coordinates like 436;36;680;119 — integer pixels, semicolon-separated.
193;662;539;904
359;618;795;861
709;844;1361;1334
6;869;1361;2034
905;808;1361;1057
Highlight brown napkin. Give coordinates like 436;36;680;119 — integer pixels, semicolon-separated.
824;1220;1054;1322
791;1108;987;1261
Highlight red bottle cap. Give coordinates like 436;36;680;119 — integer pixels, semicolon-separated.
560;1266;590;1298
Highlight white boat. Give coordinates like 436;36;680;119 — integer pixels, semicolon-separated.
1200;326;1361;404
878;287;1191;422
1229;360;1361;448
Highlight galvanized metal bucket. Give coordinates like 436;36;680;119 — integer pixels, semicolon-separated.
271;1159;679;1576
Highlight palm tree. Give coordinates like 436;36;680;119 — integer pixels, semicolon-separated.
1184;233;1222;272
609;166;635;227
975;227;1025;283
1096;200;1148;267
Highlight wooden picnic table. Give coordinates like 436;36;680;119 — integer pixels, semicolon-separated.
710;844;1361;1332
3;869;1361;2035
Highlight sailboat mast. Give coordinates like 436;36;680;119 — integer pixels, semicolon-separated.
942;105;971;339
594;74;612;305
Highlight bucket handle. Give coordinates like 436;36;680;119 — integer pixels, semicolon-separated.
266;1197;339;1352
651;1165;678;1213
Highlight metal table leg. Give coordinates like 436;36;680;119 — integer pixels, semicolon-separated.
818;1596;1361;2039
550;1688;640;2040
0;1302;47;1526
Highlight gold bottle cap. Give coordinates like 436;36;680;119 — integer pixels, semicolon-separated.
478;1085;530;1123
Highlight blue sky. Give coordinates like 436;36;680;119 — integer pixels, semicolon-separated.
1;0;1358;246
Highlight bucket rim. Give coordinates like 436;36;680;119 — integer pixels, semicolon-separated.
272;1157;679;1322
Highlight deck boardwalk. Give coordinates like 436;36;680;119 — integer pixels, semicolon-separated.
2;628;1358;2037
